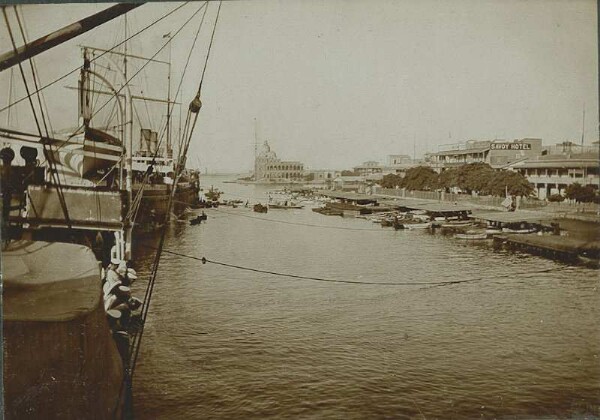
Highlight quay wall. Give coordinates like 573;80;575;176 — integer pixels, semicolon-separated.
374;187;600;215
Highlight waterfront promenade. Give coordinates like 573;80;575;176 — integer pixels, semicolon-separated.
374;187;600;219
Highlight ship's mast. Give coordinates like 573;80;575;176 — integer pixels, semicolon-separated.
581;104;585;147
123;14;133;260
254;117;258;180
165;33;173;159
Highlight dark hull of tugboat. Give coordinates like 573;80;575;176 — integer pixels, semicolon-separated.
3;241;125;419
133;182;200;232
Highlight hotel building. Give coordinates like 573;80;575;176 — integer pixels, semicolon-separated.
429;138;543;172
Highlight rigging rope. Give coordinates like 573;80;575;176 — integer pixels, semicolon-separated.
2;7;72;228
163;1;209;154
198;1;222;93
60;2;210;155
0;2;191;115
129;1;223;378
3;9;42;135
2;2;196;177
14;6;53;138
167;250;478;286
147;247;576;289
32;2;209;210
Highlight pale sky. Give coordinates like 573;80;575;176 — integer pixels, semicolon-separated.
0;0;597;172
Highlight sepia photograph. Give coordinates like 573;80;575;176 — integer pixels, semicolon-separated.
1;1;599;418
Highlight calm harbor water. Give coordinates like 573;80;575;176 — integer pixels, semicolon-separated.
133;176;600;419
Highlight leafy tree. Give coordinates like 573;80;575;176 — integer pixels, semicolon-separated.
463;163;495;194
341;170;359;176
565;183;599;203
485;170;534;197
379;173;403;188
437;163;495;194
547;193;565;202
400;166;438;191
438;168;459;191
389;163;534;197
304;173;315;181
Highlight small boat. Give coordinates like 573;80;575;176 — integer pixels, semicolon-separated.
485;228;502;235
578;254;600;268
190;213;207;225
268;203;303;209
393;221;408;230
441;220;473;228
501;227;537;234
455;232;488;240
381;219;395;227
404;222;432;230
410;214;431;222
253;204;268;213
312;207;342;216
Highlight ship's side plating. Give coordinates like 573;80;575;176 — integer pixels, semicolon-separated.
3;241;125;419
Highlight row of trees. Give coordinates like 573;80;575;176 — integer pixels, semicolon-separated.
379;163;534;197
548;183;600;203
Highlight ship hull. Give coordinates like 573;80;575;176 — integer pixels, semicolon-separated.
133;182;200;231
3;241;124;419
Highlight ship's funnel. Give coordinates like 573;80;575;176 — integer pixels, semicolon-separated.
140;129;159;156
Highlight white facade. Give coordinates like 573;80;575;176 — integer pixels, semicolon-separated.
430;139;542;172
353;161;383;175
254;141;304;181
511;153;599;199
386;154;412;166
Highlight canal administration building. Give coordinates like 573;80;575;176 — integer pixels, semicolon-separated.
254;141;304;182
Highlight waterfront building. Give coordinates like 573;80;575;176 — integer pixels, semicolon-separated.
429;138;543;172
254;141;304;182
509;142;599;199
306;169;341;183
353;161;383;176
332;175;367;192
386;154;413;166
381;154;419;177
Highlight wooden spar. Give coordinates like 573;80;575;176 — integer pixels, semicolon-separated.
64;86;181;105
0;3;143;72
